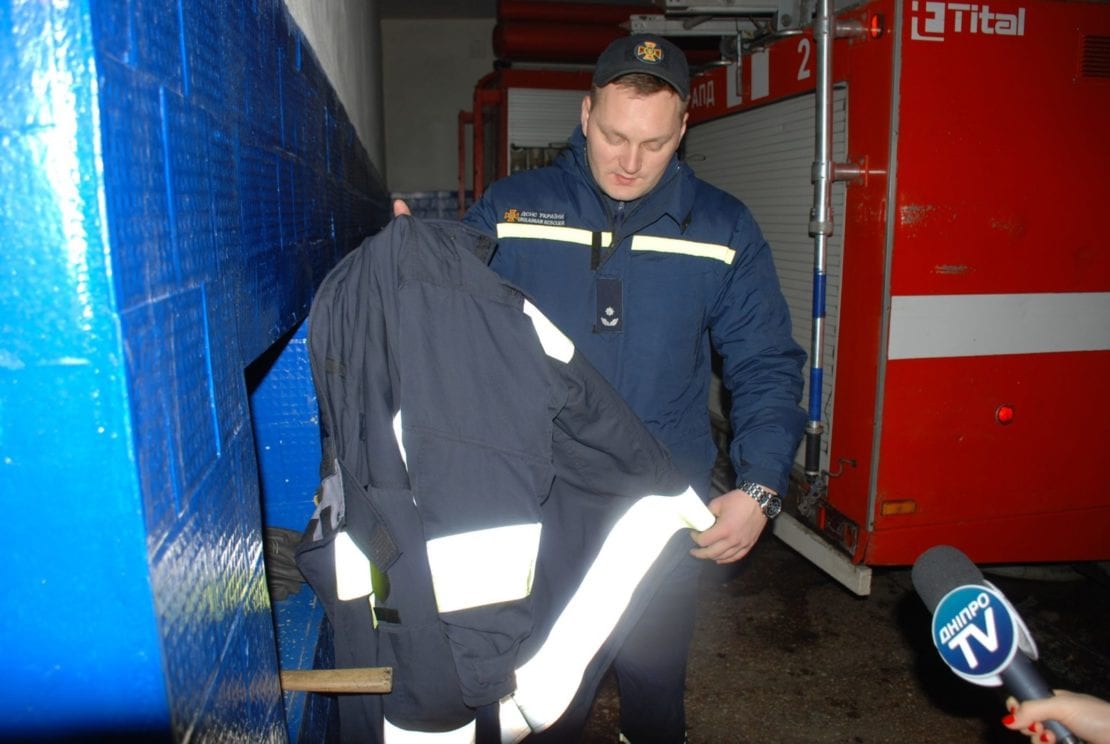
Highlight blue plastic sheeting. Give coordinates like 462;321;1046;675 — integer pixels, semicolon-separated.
391;189;474;220
0;0;170;736
0;0;389;738
273;582;334;742
249;322;322;531
249;321;335;742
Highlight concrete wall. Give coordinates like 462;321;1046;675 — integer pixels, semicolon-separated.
285;0;386;172
381;17;497;192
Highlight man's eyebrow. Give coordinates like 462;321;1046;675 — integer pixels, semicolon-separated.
599;124;673;145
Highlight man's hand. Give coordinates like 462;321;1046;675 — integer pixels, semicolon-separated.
689;487;769;564
393;199;411;217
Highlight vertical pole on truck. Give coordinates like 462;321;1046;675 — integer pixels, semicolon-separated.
807;0;866;485
806;0;834;483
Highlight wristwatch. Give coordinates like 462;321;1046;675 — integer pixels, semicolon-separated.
738;480;782;519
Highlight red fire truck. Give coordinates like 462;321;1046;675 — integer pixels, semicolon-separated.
462;0;1110;593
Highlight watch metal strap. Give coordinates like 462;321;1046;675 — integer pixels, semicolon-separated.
737;480;782;519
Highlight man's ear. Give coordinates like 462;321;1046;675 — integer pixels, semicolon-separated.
580;94;592;133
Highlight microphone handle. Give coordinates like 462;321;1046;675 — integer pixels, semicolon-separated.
1002;654;1081;744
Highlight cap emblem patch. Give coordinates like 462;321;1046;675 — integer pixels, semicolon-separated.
635;41;664;64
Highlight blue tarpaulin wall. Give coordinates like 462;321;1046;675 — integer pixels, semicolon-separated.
0;0;389;739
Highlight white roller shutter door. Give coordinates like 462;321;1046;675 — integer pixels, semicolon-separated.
685;88;849;473
506;88;587;172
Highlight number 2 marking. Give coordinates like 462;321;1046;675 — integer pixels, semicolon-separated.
797;38;812;80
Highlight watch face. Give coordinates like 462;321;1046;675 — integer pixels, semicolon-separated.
763;497;782;519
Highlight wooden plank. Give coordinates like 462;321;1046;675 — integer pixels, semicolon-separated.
280;667;393;694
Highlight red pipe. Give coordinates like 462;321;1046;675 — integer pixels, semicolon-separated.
497;0;654;25
493;21;724;65
472;88;503;203
493;22;629;63
457;110;472;217
459;71;500;213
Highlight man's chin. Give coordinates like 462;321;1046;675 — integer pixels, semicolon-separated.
604;181;646;202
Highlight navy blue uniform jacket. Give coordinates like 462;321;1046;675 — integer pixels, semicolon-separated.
465;126;806;498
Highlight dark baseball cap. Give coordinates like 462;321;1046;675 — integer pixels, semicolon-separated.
593;34;690;99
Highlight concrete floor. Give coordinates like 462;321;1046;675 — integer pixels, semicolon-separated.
582;535;1110;743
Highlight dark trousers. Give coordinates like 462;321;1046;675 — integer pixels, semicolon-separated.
614;544;702;744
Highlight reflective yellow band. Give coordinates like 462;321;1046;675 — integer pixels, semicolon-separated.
427;522;543;613
509;488;714;732
497;222;612;247
522;300;575;363
631;234;735;264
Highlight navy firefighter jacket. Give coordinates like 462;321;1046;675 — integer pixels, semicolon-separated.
465;125;807;498
296;216;715;742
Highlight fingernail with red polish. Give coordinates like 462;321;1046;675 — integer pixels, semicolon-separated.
1028;724;1039;732
1002;714;1015;726
1040;734;1049;743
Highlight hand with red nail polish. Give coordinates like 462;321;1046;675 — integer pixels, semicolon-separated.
1002;691;1110;744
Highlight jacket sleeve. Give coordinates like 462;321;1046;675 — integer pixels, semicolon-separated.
461;188;499;238
708;209;807;496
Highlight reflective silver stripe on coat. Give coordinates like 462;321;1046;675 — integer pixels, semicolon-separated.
426;523;543;613
393;410;408;468
334;530;374;601
502;488;715;739
393;410;418;508
496;221;612;247
522;300;574;363
630;234;735;265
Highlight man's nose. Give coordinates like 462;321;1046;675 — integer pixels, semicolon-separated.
619;144;642;174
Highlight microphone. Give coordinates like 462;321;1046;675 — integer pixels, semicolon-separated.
911;545;1080;744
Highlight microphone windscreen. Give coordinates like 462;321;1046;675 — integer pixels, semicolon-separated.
911;545;987;612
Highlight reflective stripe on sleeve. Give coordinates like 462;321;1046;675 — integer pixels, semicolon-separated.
393;411;407;469
522;300;575;363
426;523;543;613
499;694;533;744
630;234;735;264
507;488;714;735
497;221;612;247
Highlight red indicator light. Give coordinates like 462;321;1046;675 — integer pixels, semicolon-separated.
869;14;885;38
995;404;1015;424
